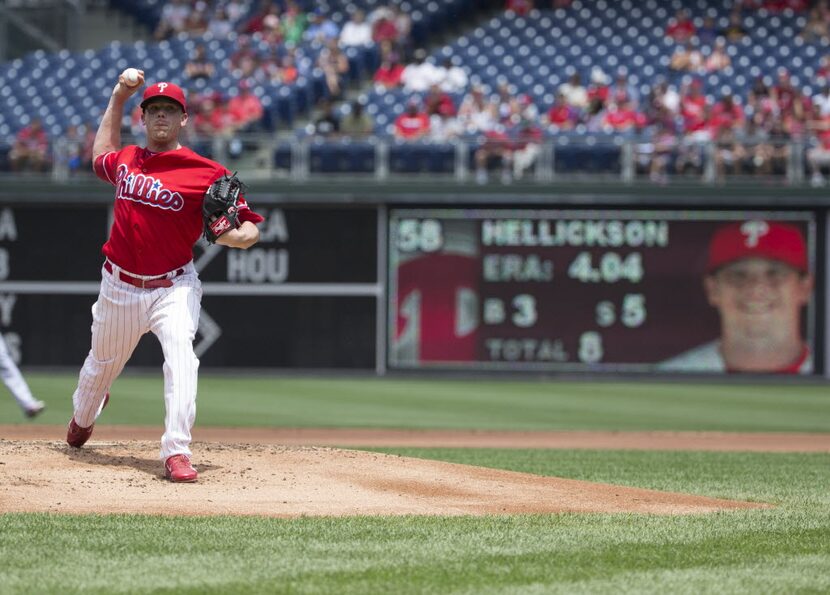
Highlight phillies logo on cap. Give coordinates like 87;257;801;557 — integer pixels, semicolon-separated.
740;220;769;248
157;82;168;93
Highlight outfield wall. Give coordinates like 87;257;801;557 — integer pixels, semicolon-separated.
0;181;828;377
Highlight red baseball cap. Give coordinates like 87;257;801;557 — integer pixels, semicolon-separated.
706;220;808;273
140;82;187;112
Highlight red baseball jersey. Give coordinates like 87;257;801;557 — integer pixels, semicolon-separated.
94;145;264;275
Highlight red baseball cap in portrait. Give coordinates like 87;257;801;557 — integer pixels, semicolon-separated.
706;220;808;273
140;82;187;112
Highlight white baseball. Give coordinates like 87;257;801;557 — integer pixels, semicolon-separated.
123;68;140;87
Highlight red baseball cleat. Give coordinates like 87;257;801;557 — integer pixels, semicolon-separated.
164;455;198;483
66;418;94;448
66;392;110;448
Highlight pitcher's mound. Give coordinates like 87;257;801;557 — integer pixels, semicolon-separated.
0;440;765;517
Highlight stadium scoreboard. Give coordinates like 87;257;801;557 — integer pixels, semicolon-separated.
388;209;816;373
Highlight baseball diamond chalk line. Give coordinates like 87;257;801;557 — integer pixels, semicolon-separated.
0;432;794;517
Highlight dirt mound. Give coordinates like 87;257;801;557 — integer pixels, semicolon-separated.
0;440;766;517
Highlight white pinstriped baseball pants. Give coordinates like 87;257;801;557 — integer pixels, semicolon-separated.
0;332;40;412
72;261;202;460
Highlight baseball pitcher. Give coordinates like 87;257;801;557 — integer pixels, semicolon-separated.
65;69;264;482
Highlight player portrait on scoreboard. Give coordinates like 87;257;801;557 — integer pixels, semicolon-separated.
658;220;814;374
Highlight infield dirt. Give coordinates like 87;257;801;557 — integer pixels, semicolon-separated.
0;428;794;517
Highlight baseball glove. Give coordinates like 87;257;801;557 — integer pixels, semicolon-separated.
203;172;246;243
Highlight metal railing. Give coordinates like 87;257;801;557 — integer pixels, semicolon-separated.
9;133;812;186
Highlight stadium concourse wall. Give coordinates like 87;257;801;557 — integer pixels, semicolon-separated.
0;178;829;379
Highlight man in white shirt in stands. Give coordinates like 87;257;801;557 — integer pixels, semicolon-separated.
339;9;373;47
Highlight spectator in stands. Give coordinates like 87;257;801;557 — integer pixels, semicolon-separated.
228;81;264;131
586;67;610;108
373;55;405;89
425;84;456;117
711;93;746;132
602;99;644;133
318;39;350;99
185;44;215;82
665;9;696;43
713;124;748;181
646;80;681;119
222;0;247;26
545;92;577;130
260;12;284;46
746;77;776;125
305;9;339;43
800;4;830;43
814;85;830;117
313;100;341;137
370;6;399;45
341;100;375;136
182;7;208;37
281;2;307;45
558;73;588;110
230;36;258;78
458;85;498;133
10;119;49;172
510;117;543;180
389;5;412;53
670;41;704;74
772;69;796;114
697;16;720;47
675;103;711;176
207;6;234;38
474;126;512;184
394;98;430;140
240;3;279;35
401;49;441;93
705;38;731;72
817;54;830;80
720;9;747;42
807;105;830;185
274;53;300;85
437;57;468;93
745;114;784;176
154;0;190;40
63;124;84;175
340;9;373;47
429;103;464;142
609;69;639;109
506;0;534;16
644;106;679;184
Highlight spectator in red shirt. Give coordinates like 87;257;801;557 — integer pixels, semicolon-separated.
227;81;264;131
475;127;512;184
545;92;576;130
506;0;534;16
586;67;610;107
374;56;405;89
394;99;430;140
10;119;49;172
603;99;645;132
772;69;796;114
424;84;456;117
710;94;746;134
680;79;708;134
666;9;696;43
371;10;398;44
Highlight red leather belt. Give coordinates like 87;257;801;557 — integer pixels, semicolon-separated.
104;261;184;289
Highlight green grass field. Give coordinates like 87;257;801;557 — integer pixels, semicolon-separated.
1;372;829;594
